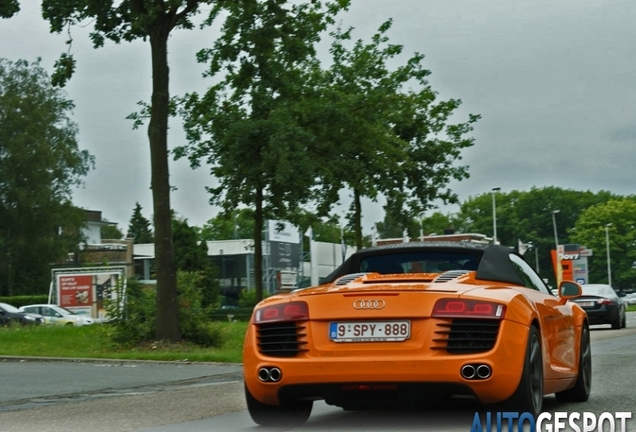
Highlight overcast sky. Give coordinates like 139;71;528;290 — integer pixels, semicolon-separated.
2;0;635;234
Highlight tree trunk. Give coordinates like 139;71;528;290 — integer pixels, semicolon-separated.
149;29;180;342
354;188;363;249
254;187;264;303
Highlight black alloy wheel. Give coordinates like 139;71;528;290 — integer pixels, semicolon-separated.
504;325;543;416
555;325;592;402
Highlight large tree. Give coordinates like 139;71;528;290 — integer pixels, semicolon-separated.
179;0;348;302
455;186;619;286
42;0;220;341
0;58;94;296
127;202;154;244
199;208;256;241
311;20;478;248
570;198;636;290
0;0;19;19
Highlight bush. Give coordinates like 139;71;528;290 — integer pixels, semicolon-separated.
106;272;222;348
238;288;270;308
0;295;49;308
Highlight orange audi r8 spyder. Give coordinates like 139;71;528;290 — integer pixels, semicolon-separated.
243;242;591;426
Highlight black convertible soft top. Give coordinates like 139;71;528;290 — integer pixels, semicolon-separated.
322;242;527;287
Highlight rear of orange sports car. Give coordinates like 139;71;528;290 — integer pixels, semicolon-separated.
242;243;590;426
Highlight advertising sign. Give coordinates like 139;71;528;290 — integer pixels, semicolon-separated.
268;220;300;269
52;267;126;319
58;275;93;308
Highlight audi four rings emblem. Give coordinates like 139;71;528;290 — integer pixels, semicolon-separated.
353;299;386;310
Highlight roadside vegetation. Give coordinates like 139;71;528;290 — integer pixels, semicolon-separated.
0;321;247;363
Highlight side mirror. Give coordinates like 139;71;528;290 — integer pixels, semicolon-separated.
558;280;582;303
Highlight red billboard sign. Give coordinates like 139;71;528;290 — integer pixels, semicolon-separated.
58;275;94;308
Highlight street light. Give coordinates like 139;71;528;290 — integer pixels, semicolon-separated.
528;241;539;273
491;187;501;244
605;223;612;286
551;210;560;253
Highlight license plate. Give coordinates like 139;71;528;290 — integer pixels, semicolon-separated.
577;301;595;307
329;321;411;342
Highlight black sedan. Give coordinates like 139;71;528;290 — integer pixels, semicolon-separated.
571;284;626;329
0;302;44;326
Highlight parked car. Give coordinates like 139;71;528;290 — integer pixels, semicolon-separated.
571;284;626;329
242;242;591;426
19;304;94;326
620;293;636;306
0;302;44;326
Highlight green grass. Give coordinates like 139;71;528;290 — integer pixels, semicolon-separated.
627;304;636;312
0;322;248;363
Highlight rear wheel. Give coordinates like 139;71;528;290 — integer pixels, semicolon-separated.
504;326;543;416
611;313;621;329
621;309;627;328
556;325;592;402
244;384;312;426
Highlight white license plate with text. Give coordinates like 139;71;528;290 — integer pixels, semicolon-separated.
329;320;411;342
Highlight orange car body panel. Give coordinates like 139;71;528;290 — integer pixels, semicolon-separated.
243;271;587;406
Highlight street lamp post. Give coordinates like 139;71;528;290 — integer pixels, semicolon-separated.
605;223;612;286
491;187;501;244
551;210;560;253
528;241;539;273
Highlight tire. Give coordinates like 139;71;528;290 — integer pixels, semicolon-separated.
621;309;627;328
244;384;312;426
504;326;543;416
555;325;592;402
611;312;621;329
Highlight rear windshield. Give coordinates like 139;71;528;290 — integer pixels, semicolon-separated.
581;285;612;296
359;251;480;274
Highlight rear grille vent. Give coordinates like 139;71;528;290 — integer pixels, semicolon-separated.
433;270;470;283
432;318;500;354
335;273;369;285
257;322;308;357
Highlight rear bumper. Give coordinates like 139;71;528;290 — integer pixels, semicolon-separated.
243;319;529;406
583;305;619;325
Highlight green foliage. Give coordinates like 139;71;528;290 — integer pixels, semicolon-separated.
107;273;221;347
101;222;124;240
454;187;621;286
570;198;636;289
0;58;94;296
0;322;247;363
173;218;220;308
106;278;156;345
176;271;221;346
200;208;255;241
127;202;154;243
179;0;350;303
302;20;478;248
0;295;49;307
0;0;19;19
41;0;224;342
238;288;270;308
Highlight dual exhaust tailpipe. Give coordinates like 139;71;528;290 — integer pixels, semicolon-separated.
258;367;282;383
461;364;492;380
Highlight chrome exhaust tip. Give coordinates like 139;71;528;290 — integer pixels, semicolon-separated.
476;364;492;379
258;367;271;382
269;367;282;382
461;364;476;380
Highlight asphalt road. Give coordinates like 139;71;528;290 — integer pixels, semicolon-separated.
1;314;635;432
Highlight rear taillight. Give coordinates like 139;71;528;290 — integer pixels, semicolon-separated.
598;298;615;305
254;301;309;323
432;299;506;319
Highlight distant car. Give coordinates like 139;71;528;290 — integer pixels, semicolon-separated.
571;284;626;329
621;293;636;306
19;304;94;326
0;302;44;326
